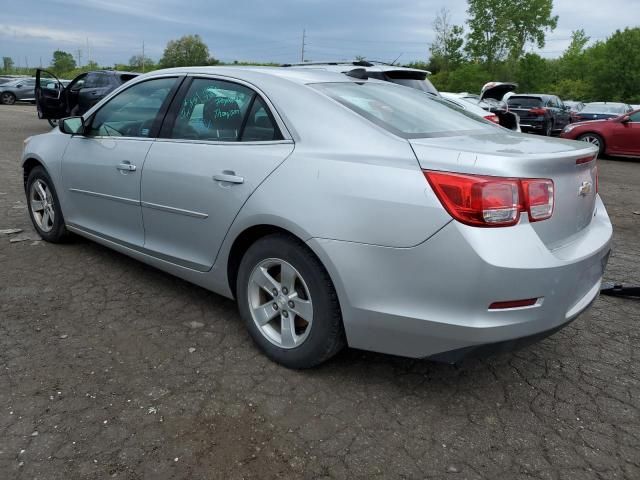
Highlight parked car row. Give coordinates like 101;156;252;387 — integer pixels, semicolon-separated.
21;65;612;368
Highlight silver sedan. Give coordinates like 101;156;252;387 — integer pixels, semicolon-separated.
21;67;612;368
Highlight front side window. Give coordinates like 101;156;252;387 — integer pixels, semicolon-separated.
313;82;495;139
170;78;282;142
88;77;176;138
629;111;640;122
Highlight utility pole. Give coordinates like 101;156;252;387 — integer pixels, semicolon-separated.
25;56;28;70
300;29;306;63
76;49;82;68
142;40;145;73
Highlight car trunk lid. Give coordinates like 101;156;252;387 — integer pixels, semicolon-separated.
409;132;599;249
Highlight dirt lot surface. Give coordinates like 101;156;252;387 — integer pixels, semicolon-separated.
1;104;639;480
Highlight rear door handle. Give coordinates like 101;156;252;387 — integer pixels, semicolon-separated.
117;161;137;172
213;171;244;184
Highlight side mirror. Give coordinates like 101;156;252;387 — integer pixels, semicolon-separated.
16;84;23;88
60;117;85;135
620;115;631;123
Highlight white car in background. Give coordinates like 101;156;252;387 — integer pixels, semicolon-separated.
441;91;521;132
440;92;501;124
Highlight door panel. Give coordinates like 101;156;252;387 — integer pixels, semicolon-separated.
611;120;640;155
61;137;151;246
140;141;294;270
35;69;67;119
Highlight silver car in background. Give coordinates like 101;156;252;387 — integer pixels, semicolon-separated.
21;67;612;368
1;77;37;104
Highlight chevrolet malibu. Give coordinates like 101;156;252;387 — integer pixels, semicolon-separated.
21;67;612;368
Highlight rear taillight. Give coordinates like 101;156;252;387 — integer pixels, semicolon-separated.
522;179;554;221
423;171;554;227
529;107;547;115
484;114;500;124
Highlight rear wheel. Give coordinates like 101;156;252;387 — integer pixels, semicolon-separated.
1;92;16;105
577;133;605;156
236;234;345;368
26;167;69;243
543;120;553;136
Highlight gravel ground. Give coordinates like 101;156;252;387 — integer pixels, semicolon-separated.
0;104;639;480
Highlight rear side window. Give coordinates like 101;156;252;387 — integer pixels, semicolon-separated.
170;78;282;142
313;82;495;139
508;97;543;108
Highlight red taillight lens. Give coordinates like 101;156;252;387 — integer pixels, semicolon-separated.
424;171;522;227
489;298;538;310
484;114;500;124
522;179;554;221
529;107;547;115
424;171;555;227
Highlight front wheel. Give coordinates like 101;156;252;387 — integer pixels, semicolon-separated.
236;234;345;368
26;167;70;243
1;92;16;105
577;133;605;156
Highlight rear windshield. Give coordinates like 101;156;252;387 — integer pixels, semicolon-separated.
507;96;543;108
312;82;497;139
383;70;439;96
580;103;626;114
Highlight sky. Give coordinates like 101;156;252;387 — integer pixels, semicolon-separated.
1;0;639;69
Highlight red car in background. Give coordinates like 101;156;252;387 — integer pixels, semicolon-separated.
560;110;640;158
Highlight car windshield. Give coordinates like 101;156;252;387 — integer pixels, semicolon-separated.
507;97;543;108
581;103;626;114
313;82;495;138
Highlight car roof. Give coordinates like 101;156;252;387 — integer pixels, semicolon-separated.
144;65;380;86
281;62;430;74
584;101;627;105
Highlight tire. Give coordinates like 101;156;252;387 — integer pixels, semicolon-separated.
236;234;345;368
47;118;59;128
26;166;70;243
543;120;553;136
1;92;16;105
577;133;605;156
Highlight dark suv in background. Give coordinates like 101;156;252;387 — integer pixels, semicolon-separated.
36;69;138;126
507;94;571;136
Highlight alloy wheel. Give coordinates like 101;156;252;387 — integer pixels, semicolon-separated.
29;179;55;233
580;135;600;147
247;258;314;349
1;93;16;105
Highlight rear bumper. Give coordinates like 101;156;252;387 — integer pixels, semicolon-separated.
308;196;613;359
519;119;546;131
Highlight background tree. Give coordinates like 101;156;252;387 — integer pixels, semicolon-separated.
465;0;557;66
128;54;156;72
51;50;76;74
159;34;211;68
2;57;14;72
429;8;465;72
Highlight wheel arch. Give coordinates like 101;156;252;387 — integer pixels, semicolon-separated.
22;157;49;192
227;224;308;299
577;131;606;153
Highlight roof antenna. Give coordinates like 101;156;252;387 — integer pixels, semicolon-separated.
390;53;404;66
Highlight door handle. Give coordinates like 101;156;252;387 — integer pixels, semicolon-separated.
213;171;244;184
117;162;137;172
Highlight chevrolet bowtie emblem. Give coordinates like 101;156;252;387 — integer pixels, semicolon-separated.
578;181;593;196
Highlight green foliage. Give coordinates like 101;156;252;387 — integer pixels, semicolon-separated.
51;50;76;75
2;57;14;72
465;0;557;64
129;55;156;72
430;8;465;72
159;34;216;68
